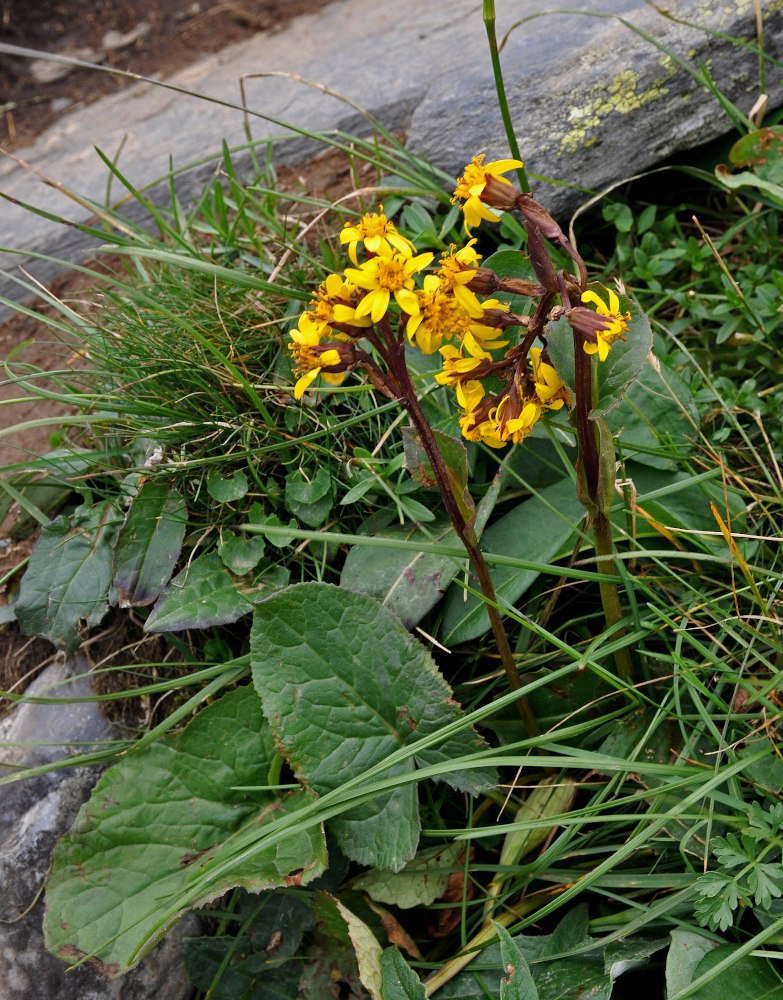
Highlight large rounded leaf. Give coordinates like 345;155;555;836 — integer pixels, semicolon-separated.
250;583;497;871
45;687;327;974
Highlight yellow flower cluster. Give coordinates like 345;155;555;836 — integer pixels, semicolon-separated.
290;211;511;400
437;346;569;449
290;175;629;453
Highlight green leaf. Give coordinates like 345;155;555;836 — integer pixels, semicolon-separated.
493;922;538;1000
402;426;474;532
207;468;249;503
251;512;300;548
606;355;699;468
435;907;611;1000
482;249;538;312
440;476;583;645
15;500;121;654
381;948;427;999
183;935;301;1000
285;467;333;527
693;872;740;931
183;890;313;1000
44;687;327;973
729;127;783;183
604;935;669;980
218;529;266;574
340;521;462;629
144;552;287;632
685;945;783;1000
482;249;533;280
665;929;719;1000
352;842;464;909
339;470;501;630
250;583;496;870
113;483;187;606
0;447;103;539
547;284;653;419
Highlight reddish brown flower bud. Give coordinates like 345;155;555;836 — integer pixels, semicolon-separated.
465;267;500;295
496;277;545;297
516;194;566;243
481;172;521;212
481;309;529;329
565;306;615;341
525;223;558;293
316;339;357;371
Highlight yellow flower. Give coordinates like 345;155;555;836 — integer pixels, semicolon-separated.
459;410;499;447
331;302;373;328
580;287;630;362
455;378;485;412
293;349;346;400
339;206;415;266
406;274;470;354
451;155;525;233
437;241;484;317
502;399;542;441
345;247;434;324
301;272;358;338
435;345;485;386
461;299;509;359
530;347;569;410
490;393;542;445
289;317;348;399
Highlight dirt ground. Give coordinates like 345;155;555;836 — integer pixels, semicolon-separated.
0;0;334;150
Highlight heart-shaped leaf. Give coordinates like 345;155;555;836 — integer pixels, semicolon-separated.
45;687;327;973
251;583;496;871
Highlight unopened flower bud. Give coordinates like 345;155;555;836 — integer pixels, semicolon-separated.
565;306;612;341
481;308;527;329
481;172;521;212
317;340;356;371
465;267;500;295
525;223;558;293
496;277;544;297
517;194;566;243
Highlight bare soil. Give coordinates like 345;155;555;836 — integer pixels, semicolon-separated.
1;0;335;150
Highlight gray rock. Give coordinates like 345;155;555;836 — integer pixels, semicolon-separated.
0;0;780;314
0;658;197;1000
407;0;783;218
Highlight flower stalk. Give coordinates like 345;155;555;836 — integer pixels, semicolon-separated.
482;0;529;193
287;161;638;734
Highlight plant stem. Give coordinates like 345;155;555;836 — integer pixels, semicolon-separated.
461;534;540;738
592;510;634;687
570;327;634;689
482;0;529;193
572;329;599;500
390;348;539;737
